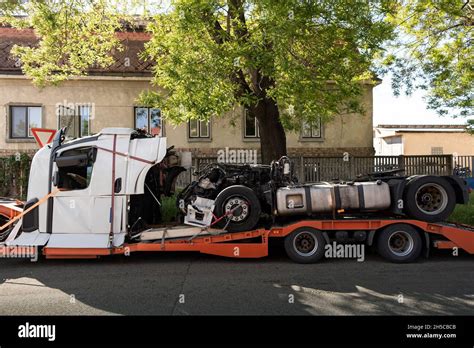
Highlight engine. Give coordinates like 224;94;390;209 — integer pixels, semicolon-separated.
177;162;273;214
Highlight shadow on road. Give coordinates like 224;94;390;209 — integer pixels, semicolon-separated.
0;247;472;315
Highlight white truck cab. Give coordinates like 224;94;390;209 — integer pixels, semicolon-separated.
8;127;189;249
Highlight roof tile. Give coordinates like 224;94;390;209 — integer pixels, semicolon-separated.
0;26;153;76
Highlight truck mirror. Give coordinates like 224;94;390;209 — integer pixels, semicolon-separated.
51;127;67;151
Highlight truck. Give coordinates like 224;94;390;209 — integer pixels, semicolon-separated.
0;127;473;263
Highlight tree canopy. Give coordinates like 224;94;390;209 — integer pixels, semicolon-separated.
140;0;394;128
1;1;472;160
383;0;473;118
0;0;131;86
1;0;396;162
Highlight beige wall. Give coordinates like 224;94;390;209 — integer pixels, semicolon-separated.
401;132;474;156
0;76;153;153
0;75;375;156
168;85;375;156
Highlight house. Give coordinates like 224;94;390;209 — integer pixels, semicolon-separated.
374;124;474;156
0;24;377;160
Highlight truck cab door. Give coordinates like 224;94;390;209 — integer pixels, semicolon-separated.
48;135;128;248
49;145;98;244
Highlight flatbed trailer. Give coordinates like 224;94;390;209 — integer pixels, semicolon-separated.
37;218;474;263
1;127;472;264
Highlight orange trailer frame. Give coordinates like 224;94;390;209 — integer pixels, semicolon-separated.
40;219;474;260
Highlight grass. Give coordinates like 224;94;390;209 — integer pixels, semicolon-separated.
449;192;474;226
161;192;179;223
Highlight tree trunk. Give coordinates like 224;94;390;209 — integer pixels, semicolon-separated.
251;97;287;164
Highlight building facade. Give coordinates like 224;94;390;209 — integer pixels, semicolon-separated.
0;25;377;158
374;124;474;156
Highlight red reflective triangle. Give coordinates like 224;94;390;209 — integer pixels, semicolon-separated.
31;128;57;148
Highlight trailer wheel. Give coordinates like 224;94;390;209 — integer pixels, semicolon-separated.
403;176;456;222
284;227;326;264
214;185;261;232
376;224;422;263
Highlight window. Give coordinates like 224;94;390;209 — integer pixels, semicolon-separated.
9;106;42;139
188;119;210;139
55;147;97;191
386;136;402;144
301;119;322;139
58;104;91;139
134;107;163;136
244;109;259;138
431;147;444;155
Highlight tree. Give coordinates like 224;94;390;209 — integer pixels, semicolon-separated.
0;0;128;86
141;0;394;163
1;0;395;163
384;0;473;118
468;118;474;134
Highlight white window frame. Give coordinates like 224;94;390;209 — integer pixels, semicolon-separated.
58;104;92;139
134;107;164;137
301;119;323;139
9;105;42;139
244;108;260;138
188;119;211;139
431;147;444;155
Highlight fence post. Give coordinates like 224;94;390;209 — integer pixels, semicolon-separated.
472;156;474;178
398;155;405;174
299;156;304;183
446;154;453;175
192;157;198;181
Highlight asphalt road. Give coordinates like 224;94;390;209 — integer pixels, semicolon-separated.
0;247;473;315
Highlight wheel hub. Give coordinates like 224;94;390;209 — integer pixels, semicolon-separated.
224;198;249;222
421;193;432;203
293;231;318;256
388;231;414;257
415;183;448;215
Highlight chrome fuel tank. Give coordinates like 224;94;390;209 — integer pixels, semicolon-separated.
276;181;391;215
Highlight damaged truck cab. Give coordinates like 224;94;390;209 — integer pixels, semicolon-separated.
8;128;189;249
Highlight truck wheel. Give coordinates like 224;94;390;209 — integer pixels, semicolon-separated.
376;224;422;263
403;176;456;222
284;227;326;264
214;185;261;232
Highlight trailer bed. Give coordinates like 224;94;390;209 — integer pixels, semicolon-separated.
40;218;474;260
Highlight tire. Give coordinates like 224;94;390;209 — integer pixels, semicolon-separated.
213;185;261;232
284;227;326;264
403;176;456;222
376;224;422;263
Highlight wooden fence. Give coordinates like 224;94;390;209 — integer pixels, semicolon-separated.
1;154;472;198
177;154;474;187
297;155;455;182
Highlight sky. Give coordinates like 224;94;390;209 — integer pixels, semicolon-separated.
373;74;468;127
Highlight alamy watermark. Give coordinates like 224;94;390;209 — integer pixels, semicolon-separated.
0;245;38;262
324;242;365;262
55;100;96;120
217;147;258;165
18;322;55;342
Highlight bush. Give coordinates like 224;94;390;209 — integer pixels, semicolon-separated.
449;193;474;226
161;193;179;223
0;154;31;200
